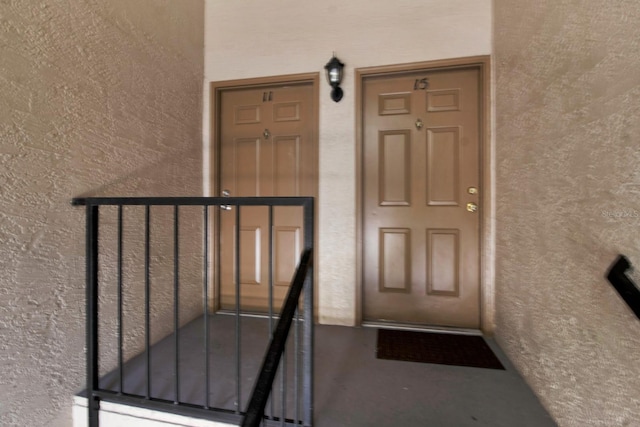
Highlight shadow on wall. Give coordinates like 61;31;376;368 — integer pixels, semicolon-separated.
72;143;206;386
75;145;203;199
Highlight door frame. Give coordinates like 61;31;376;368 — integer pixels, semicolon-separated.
209;73;320;312
355;56;494;333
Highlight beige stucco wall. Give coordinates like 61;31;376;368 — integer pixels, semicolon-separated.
494;1;640;426
0;1;204;426
204;0;492;325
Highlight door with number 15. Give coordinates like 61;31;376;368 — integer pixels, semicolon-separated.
362;66;482;328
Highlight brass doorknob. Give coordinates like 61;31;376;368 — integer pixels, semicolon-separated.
466;202;478;213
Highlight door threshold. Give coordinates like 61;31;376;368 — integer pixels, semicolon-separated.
362;320;482;336
216;309;280;319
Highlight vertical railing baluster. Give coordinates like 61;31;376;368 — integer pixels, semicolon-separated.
173;205;180;404
204;205;210;409
87;204;100;427
268;205;274;421
303;199;314;427
294;305;300;425
281;245;287;426
144;205;151;400
77;197;313;427
117;205;124;395
235;204;241;413
280;349;286;426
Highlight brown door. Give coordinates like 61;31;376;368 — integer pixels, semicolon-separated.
362;67;481;328
219;83;315;312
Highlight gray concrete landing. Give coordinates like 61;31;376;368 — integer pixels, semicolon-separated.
96;315;556;427
313;325;556;427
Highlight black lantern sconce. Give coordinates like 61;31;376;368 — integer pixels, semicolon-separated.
324;54;345;102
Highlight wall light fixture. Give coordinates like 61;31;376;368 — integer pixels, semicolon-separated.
324;54;345;102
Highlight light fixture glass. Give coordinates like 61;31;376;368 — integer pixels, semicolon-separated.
324;54;344;102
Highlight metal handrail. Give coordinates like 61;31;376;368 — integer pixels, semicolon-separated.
606;255;640;320
72;196;311;206
242;248;313;427
74;196;314;427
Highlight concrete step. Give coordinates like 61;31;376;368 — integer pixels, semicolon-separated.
72;396;236;427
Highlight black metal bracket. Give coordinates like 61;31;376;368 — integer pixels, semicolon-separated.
606;255;640;320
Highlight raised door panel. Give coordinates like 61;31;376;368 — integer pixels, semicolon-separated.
240;226;261;285
378;92;411;115
427;127;460;206
274;136;300;197
379;131;411;206
234;138;261;197
273;101;301;122
234;104;262;124
274;226;300;286
379;228;411;293
427;229;460;296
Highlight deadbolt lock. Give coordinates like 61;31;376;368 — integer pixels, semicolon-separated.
221;189;232;211
466;202;478;213
468;187;478;195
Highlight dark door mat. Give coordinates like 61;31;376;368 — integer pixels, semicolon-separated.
376;329;505;370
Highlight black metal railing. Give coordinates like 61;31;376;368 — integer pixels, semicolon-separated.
606;255;640;320
242;248;312;427
72;196;314;427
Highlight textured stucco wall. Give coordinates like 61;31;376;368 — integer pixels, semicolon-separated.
0;1;204;426
494;2;640;426
204;0;492;325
